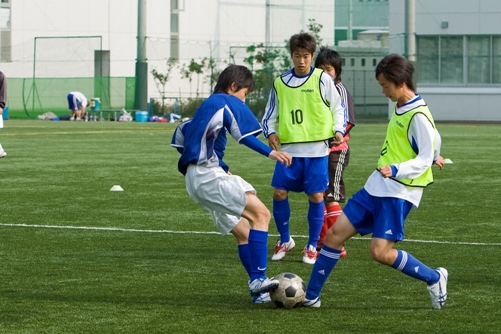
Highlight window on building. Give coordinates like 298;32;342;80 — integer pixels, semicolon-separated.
342;58;346;67
361;58;366;67
417;35;501;85
350;58;355;67
493;36;501;83
468;36;490;84
373;58;377;66
440;36;463;83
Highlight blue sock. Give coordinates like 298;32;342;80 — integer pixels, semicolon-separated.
273;197;291;244
305;245;341;300
238;244;251;278
307;200;324;248
248;229;269;281
391;250;440;284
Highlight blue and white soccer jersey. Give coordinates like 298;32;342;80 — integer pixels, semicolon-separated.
67;91;87;111
177;93;262;175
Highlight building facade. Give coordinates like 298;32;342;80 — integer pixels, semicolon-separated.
390;0;501;121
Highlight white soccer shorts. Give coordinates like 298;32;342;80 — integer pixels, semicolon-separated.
185;164;256;235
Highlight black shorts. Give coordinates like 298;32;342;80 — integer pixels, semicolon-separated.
325;147;350;203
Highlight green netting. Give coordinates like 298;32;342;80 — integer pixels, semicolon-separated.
6;77;135;119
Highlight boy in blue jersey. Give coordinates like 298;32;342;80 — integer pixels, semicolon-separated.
261;33;347;264
303;54;448;309
314;48;356;257
171;64;292;304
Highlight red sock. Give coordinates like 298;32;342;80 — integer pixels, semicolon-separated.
326;204;342;229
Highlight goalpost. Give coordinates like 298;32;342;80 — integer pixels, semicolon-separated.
24;36;103;118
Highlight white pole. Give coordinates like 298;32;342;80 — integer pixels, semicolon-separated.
348;0;353;41
407;0;416;62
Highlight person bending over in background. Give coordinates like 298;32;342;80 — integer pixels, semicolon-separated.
67;91;89;121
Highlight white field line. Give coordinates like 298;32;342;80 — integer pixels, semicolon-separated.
1;223;500;247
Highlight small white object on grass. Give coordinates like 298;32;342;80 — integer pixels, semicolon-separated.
110;185;124;191
444;158;453;164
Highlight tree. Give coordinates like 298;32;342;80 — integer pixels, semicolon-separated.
181;58;208;98
151;57;177;113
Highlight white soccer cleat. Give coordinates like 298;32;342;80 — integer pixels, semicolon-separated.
271;237;295;261
248;277;279;295
303;296;321;308
302;244;319;264
427;267;448;309
252;291;272;304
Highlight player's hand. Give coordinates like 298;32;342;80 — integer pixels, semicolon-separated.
331;132;344;146
434;156;445;170
267;134;281;151
379;165;392;178
268;150;292;167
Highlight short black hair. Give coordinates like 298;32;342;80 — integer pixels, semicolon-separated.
375;53;415;92
314;47;342;79
213;64;255;94
289;32;316;56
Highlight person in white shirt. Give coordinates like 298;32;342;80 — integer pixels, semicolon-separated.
303;53;448;310
67;91;89;121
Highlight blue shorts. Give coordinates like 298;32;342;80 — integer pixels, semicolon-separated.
67;94;82;111
271;156;328;195
343;188;413;241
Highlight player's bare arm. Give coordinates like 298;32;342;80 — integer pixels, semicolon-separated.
268;150;292;167
267;133;281;151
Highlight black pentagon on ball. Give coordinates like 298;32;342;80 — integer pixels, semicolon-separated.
283;273;296;279
285;285;297;298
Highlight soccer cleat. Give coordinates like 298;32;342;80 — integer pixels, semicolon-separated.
0;146;6;158
303;296;321;308
271;237;295;261
302;245;319;264
427;267;448;309
248;277;279;295
252;291;272;304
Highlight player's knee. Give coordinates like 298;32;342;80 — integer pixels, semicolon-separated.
324;227;344;249
257;206;271;224
273;189;288;201
370;248;392;265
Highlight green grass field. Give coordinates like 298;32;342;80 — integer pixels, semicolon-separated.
0;120;500;333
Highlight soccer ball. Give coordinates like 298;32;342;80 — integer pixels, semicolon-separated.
270;272;306;309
